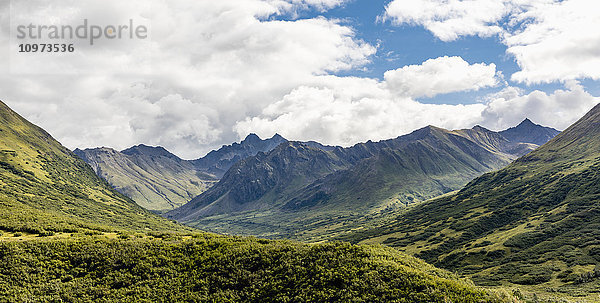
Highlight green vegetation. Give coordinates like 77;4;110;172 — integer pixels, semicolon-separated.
0;101;187;235
0;235;516;303
342;104;600;300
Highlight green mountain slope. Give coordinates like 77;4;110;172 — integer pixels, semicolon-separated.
0;235;517;303
74;146;217;211
283;126;514;212
168;122;557;241
344;103;600;293
0;100;185;234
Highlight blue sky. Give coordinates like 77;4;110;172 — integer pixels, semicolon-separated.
275;0;596;105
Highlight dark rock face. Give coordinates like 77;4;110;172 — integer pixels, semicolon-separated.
191;133;288;178
168;141;352;220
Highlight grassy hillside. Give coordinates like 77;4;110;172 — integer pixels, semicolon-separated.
0;100;187;235
0;234;516;303
284;126;515;213
342;104;600;298
75;146;217;211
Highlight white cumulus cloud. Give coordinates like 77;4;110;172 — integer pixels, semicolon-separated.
234;75;488;146
0;0;374;159
481;81;600;130
505;0;600;84
383;0;510;41
0;0;598;159
383;0;600;84
383;56;498;98
235;76;599;146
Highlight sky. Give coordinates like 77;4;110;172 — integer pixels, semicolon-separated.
0;0;599;159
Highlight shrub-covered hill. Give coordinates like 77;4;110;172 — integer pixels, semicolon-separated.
0;235;516;303
0;100;186;235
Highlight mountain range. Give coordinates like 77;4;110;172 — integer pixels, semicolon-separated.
343;103;600;294
3;96;598;301
0;99;517;302
74;133;287;210
166;120;559;240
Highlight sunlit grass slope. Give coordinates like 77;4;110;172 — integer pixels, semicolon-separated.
0;100;187;235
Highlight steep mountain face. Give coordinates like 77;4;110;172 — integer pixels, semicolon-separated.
0;101;184;234
499;118;560;146
192;133;288;178
167;120;559;240
75;133;287;211
74;146;216;211
283;126;511;212
345;104;600;290
168;141;353;221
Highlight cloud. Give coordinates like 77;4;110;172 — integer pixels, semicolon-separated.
505;0;600;84
234;75;487;146
383;56;498;98
481;81;600;130
235;76;599;146
0;0;374;159
383;0;509;41
273;0;347;12
1;0;597;160
383;0;600;84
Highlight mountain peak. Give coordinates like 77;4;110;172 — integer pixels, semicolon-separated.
271;133;285;141
414;125;441;132
242;133;262;144
518;118;535;126
121;144;176;158
499;119;560;146
471;125;491;132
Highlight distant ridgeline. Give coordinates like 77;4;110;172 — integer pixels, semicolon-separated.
166;118;559;241
343;104;600;295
